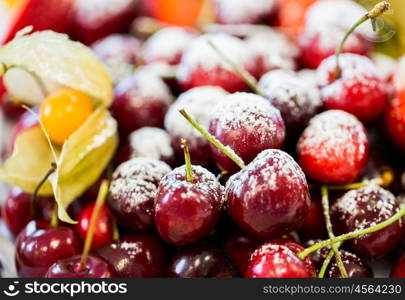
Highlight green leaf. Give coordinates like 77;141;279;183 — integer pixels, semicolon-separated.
49;108;118;224
0;126;58;195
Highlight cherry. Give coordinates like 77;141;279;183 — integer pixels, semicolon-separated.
213;0;279;26
15;220;81;277
297;110;369;184
2;187;54;236
164;86;228;168
46;255;116;278
226;149;310;240
128;127;175;167
245;241;315;278
108;158;171;231
75;203;113;250
297;193;328;241
316;54;387;122
223;231;261;274
331;186;404;259
299;26;371;69
176;33;258;93
258;70;321;137
72;0;139;45
391;253;405;278
168;244;238;278
155;164;224;246
385;94;405;152
97;233;167;277
142;26;197;66
208;93;285;173
111;70;173;137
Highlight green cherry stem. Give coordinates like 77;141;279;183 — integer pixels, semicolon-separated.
207;40;263;95
335;1;391;78
326;170;394;191
318;242;343;278
320;185;347;278
78;180;109;272
179;109;246;169
298;205;405;260
181;139;194;183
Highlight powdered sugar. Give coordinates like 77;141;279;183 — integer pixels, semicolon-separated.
128;127;174;160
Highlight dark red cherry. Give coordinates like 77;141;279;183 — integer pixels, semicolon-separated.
317;54;387;122
72;0;138;45
168;244;239;278
2;187;54;236
245;241;315;278
226;149;310;240
128;127;175;167
208;93;285;173
391;253;405;278
299;26;371;69
164;86;228;168
108;158;171;231
142;26;197;66
111;70;173;137
297;110;369;184
258;70;321;137
97;233;167;277
176;33;258;93
223;231;261;274
155;165;223;246
15;220;81;277
75;203;113;250
385;93;405;152
297;193;327;241
331;186;404;259
46;255;116;278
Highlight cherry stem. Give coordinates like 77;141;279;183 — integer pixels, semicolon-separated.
31;162;57;220
78;179;109;272
112;220;120;241
320;186;348;278
327;170;393;191
179;109;246;169
334;1;390;78
50;203;59;228
181;139;193;183
298;205;405;260
207;40;262;95
318;242;343;278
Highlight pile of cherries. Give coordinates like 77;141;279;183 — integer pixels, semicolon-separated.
1;0;405;278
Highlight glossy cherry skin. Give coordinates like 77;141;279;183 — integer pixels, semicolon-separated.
46;255;116;278
111;70;173;137
223;231;261;274
155;165;223;246
75;203;113;250
297;193;327;241
15;220;82;278
331;186;404;259
208;93;285;173
391;254;405;278
297;110;369;184
2;187;54;236
108;158;172;231
386;94;405;152
299;26;370;69
168;244;239;278
97;233;167;278
72;0;138;45
226;149;310;240
317;54;387;122
245;241;315;278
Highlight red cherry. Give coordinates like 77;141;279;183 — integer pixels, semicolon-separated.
391;253;405;278
331;186;404;259
208;93;285;173
97;233;167;277
226;149;310;240
75;203;113;250
176;33;258;93
317;54;387;122
245;241;315;278
297;110;369;184
15;220;82;277
155;165;223;246
385;94;405;151
297;193;328;241
46;255;116;278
